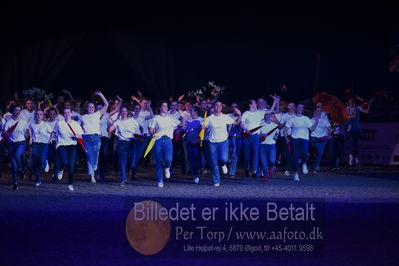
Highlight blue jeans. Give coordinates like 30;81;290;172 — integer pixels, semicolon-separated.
209;140;229;184
187;142;201;177
130;139;141;177
58;145;77;185
310;137;327;170
47;142;60;178
153;137;173;183
8;141;26;184
98;137;109;179
117;140;134;181
243;134;260;172
290;138;309;172
259;144;276;177
31;143;48;182
83;134;101;175
228;136;242;175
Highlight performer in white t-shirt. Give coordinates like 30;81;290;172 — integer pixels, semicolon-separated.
310;107;331;173
55;108;84;191
240;99;264;177
149;101;183;188
259;112;280;182
28;110;54;186
3;105;29;190
284;104;318;181
204;101;241;186
96;96;121;181
108;106;141;186
81;91;109;183
45;108;61;180
279;102;296;176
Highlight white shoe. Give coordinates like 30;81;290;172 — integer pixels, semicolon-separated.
294;173;300;181
194;177;199;184
35;182;41;186
214;183;220;187
221;165;228;175
44;161;49;172
90;176;96;184
157;182;164;188
302;163;308;174
57;170;64;180
284;170;290;176
164;168;171;179
67;185;74;191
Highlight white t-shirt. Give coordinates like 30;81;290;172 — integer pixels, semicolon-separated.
47;120;59;130
99;112;110;138
139;110;151;135
205;114;235;143
114;118;141;141
241;110;263;134
180;111;190;122
167;110;181;121
310;118;331;138
21;109;35;123
81;111;102;135
133;115;145;135
285;115;313;140
259;121;279;145
59;111;83;125
149;115;180;140
55;120;84;148
29;121;54;143
280;112;295;137
3;118;28;142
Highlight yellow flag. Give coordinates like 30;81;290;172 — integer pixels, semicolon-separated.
143;134;156;158
199;111;207;147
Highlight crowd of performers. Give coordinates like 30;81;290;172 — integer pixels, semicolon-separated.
0;87;374;190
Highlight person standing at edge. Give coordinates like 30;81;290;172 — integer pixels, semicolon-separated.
4;106;29;190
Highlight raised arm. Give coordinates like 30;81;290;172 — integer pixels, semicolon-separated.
61;89;75;102
264;94;278;114
109;96;122;117
94;91;109;115
359;98;375;114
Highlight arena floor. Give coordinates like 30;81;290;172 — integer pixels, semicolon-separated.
1;166;398;265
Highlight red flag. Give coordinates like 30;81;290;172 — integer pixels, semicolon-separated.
0;121;19;144
66;122;87;152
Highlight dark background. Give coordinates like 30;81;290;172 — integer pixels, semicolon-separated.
0;1;397;104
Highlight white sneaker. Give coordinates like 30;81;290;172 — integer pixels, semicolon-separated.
214;183;220;187
294;173;300;181
67;185;74;191
35;181;41;186
90;176;96;184
164;168;171;179
284;170;290;176
57;170;64;180
44;161;49;172
157;182;164;188
221;165;228;175
194;177;199;184
302;163;308;174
